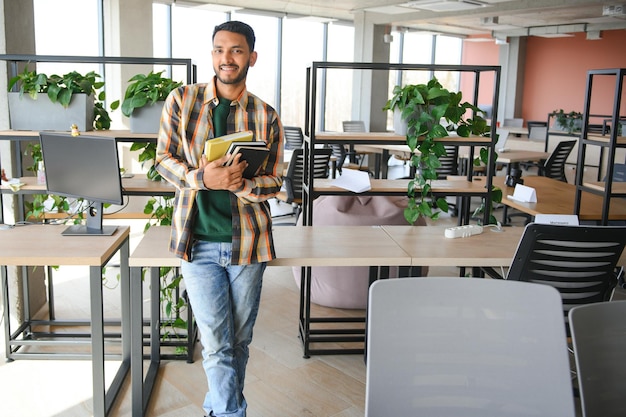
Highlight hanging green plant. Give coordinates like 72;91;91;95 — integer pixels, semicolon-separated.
384;77;500;224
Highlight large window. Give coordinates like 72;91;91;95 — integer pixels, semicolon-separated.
31;2;464;135
230;12;279;109
280;18;325;128
34;0;101;76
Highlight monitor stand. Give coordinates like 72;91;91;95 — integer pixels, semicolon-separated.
61;202;117;236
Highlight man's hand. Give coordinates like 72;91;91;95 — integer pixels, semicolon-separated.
201;154;248;191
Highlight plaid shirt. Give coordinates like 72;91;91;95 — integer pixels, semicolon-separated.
155;78;284;263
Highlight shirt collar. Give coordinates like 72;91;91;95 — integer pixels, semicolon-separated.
208;76;248;109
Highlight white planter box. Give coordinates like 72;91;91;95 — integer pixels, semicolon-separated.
129;102;164;134
8;92;94;131
393;108;408;135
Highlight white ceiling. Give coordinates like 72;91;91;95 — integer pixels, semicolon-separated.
175;0;626;38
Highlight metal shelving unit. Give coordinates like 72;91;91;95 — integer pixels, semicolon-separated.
574;68;626;225
296;61;501;357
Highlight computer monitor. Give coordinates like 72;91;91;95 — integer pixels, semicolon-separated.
39;132;123;236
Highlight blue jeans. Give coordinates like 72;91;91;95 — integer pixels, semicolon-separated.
181;240;266;417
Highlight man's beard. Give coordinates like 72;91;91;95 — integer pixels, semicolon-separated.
216;62;250;85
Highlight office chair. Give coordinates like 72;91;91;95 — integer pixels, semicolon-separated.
569;300;626;417
283;125;305;150
527;120;548;141
274;147;332;221
366;277;576;417
538;139;577;181
339;120;374;175
503;117;523;128
482;223;626;336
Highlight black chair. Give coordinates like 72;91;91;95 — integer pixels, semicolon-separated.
538;139;577;182
283;125;304;150
483;223;626;336
275;147;332;221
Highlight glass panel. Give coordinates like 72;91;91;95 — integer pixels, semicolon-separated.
34;0;100;76
434;35;462;91
231;12;279;108
324;23;355;132
171;4;226;83
280;17;324;128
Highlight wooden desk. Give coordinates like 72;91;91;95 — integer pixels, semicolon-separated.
493;175;626;221
381;225;524;267
0;224;130;417
129;224;526;362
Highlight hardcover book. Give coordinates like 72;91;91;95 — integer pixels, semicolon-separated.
204;130;254;161
224;142;270;179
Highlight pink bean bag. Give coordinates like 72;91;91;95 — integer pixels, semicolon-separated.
293;195;428;309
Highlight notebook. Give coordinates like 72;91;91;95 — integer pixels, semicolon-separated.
495;128;510;152
204;130;254;161
223;142;270;179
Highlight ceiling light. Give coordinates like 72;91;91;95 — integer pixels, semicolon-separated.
603;4;626;17
401;0;486;13
480;16;499;26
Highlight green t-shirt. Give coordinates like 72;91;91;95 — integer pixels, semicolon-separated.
193;98;233;242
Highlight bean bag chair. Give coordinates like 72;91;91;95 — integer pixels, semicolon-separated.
293;195;428;309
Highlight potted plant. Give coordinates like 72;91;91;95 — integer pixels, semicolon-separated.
113;70;182;134
8;67;112;131
552;109;582;134
383;77;500;224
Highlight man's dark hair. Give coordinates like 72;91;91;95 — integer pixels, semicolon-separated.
213;21;256;52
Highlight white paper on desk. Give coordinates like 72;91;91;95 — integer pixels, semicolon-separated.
331;168;371;193
508;184;537;203
534;214;579;226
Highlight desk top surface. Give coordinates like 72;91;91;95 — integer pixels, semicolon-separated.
129;225;413;267
381;225;524;267
129;225;526;268
495;150;550;163
494;175;626;220
0;224;130;266
314;178;490;194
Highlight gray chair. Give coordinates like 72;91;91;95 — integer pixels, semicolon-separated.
283;125;304;150
569;300;626;417
366;277;576;417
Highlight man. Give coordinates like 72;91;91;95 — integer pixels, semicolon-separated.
155;21;284;417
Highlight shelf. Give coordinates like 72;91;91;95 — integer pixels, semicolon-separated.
313;131;492;147
1;174;174;196
312;178;490;195
574;68;626;224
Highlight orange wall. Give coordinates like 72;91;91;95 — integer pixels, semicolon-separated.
523;30;626;125
460;37;499;111
461;30;626;126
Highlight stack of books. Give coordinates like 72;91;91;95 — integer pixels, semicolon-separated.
204;130;270;178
